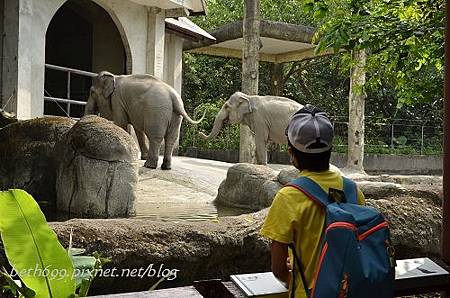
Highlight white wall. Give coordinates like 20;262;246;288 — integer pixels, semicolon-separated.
1;0;186;119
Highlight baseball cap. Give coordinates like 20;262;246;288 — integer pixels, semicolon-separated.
286;105;333;153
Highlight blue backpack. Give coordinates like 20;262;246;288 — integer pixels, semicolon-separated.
287;176;395;298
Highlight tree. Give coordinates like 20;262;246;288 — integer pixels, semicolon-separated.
301;0;444;173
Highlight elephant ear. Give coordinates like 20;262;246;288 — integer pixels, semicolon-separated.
236;92;254;114
100;72;116;99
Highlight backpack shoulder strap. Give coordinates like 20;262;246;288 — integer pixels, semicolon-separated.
342;177;358;204
286;176;331;207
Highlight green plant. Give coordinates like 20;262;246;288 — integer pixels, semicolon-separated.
0;190;108;298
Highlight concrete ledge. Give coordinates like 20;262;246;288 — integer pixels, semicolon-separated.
183;148;443;175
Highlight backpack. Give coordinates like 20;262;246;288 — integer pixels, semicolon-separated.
286;176;395;298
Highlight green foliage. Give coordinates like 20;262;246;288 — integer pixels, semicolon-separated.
180;101;240;152
0;189;76;298
181;0;443;155
0;190;108;298
305;0;444;106
192;0;315;30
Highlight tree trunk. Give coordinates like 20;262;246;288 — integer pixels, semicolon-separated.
240;0;260;163
345;49;367;175
442;0;450;265
269;63;284;96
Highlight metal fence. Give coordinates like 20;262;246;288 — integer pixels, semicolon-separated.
44;64;97;119
185;115;443;155
331;116;443;155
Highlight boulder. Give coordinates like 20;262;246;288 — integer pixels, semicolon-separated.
0;117;75;216
214;163;282;210
56;116;139;218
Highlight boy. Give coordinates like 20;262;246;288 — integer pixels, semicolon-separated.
260;105;365;298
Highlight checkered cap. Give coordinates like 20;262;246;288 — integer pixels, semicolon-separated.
286;105;333;153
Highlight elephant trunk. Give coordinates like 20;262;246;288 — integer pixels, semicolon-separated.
199;106;228;140
84;96;97;115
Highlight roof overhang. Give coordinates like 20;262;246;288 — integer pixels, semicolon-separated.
184;20;333;63
129;0;207;16
166;17;216;42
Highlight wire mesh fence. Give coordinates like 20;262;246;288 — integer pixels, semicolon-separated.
332;116;443;155
182;115;443;156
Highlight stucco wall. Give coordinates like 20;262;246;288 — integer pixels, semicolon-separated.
2;0;188;119
1;0;149;119
93;0;147;74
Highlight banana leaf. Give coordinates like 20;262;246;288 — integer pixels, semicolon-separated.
0;189;76;298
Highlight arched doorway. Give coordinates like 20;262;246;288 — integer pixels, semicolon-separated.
44;0;128;118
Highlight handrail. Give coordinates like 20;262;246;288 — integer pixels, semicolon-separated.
43;96;87;106
44;64;95;119
45;63;97;77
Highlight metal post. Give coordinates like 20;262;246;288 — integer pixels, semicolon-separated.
442;0;450;268
390;124;395;149
421;124;424;155
67;72;71;117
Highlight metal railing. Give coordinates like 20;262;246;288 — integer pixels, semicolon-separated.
186;116;443;156
44;64;97;119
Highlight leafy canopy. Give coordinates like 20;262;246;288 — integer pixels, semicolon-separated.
307;0;444;105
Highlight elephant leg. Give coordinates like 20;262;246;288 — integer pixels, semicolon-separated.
135;129;149;160
255;131;268;165
161;114;182;170
144;137;163;169
112;107;129;131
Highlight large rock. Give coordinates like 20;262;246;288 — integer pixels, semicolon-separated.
56;116;139;218
214;163;282;210
0;117;75;216
45;196;441;295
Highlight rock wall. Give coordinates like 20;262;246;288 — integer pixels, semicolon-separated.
47;194;442;294
0;117;75;217
0;116;139;219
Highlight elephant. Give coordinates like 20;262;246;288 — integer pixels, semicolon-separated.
199;91;303;165
85;71;203;170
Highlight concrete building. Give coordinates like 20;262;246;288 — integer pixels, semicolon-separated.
0;0;211;119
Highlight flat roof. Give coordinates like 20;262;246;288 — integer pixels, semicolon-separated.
166;17;216;41
184;20;329;63
129;0;207;15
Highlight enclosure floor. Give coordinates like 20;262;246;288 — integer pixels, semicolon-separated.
134;156;288;222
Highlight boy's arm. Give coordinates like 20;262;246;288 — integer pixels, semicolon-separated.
271;240;290;286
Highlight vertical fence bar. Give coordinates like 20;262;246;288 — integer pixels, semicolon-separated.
67;71;71;117
390;123;395;149
421;124;424;155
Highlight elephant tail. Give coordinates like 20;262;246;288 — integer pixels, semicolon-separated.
172;93;206;124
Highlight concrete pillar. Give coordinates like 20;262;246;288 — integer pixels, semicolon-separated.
1;0;45;119
146;7;165;79
2;0;19;115
0;0;4;103
164;33;183;94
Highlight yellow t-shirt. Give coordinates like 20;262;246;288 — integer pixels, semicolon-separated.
260;169;365;298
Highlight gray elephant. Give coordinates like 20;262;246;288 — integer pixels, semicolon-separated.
85;71;202;170
199;91;303;165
